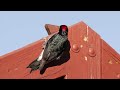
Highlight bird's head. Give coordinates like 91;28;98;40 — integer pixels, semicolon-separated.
58;25;68;36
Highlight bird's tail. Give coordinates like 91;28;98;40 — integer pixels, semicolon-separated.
27;58;40;73
27;59;46;73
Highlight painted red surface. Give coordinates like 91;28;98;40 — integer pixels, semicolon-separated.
0;21;120;79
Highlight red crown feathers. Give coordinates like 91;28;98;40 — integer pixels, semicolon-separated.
61;25;67;31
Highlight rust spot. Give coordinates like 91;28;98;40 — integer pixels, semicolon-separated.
83;26;89;42
117;74;120;78
84;56;88;61
108;60;113;64
80;45;83;48
8;69;11;72
83;36;88;42
116;61;119;64
14;68;18;71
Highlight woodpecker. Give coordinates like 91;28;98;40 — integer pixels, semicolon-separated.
27;25;69;73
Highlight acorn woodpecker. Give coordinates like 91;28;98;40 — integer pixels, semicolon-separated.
27;25;69;73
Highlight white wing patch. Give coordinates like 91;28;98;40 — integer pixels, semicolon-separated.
37;49;44;61
37;34;56;61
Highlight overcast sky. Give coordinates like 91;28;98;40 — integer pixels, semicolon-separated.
0;11;120;56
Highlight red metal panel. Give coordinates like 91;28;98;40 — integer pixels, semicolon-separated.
65;22;90;79
101;40;120;79
87;26;101;79
0;40;44;79
45;24;59;35
65;22;101;79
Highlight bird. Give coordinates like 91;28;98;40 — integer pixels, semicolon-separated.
27;25;69;73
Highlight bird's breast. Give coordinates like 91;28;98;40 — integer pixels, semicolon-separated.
47;35;67;52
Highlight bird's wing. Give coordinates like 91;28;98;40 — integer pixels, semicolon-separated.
42;34;56;49
42;34;57;58
44;33;58;48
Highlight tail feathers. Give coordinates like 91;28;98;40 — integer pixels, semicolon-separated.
27;59;46;73
27;58;40;73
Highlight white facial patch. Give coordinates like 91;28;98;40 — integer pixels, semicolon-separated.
37;49;44;61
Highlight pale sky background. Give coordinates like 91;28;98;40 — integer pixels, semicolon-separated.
0;11;120;56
